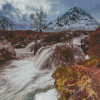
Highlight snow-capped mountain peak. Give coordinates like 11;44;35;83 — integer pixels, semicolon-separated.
47;6;100;32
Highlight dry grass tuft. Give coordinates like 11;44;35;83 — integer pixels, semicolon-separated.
51;45;75;67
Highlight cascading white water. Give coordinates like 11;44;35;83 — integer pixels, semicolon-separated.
35;45;55;70
35;42;86;70
70;35;89;45
25;41;36;52
0;35;88;100
0;47;58;100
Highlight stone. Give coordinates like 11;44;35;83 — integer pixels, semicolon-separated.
0;35;16;61
81;36;90;54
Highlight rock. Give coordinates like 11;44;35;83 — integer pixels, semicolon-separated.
0;35;16;61
81;36;90;54
33;39;59;55
0;54;5;60
14;44;24;48
34;43;41;55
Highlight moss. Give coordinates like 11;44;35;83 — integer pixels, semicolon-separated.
52;62;99;100
52;65;79;100
52;28;100;100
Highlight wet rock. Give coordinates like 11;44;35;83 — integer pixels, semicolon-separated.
14;44;24;48
34;43;41;55
81;36;90;54
0;35;16;61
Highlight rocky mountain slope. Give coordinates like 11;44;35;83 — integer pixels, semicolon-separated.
47;6;100;32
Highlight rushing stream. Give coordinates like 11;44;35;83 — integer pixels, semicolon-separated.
0;47;58;100
0;35;89;100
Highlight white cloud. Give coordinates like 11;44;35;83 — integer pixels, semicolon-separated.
0;0;6;9
56;10;60;14
48;10;60;15
4;0;52;14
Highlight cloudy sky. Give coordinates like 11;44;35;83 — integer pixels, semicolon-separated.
0;0;100;22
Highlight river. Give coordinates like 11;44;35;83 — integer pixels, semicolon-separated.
0;35;89;100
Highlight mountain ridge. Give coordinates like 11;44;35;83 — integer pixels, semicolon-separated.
0;5;99;31
46;6;100;32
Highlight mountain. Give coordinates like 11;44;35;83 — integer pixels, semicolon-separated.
46;6;100;32
0;4;99;31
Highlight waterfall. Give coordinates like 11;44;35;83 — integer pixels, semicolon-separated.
0;35;88;100
35;45;55;70
70;35;89;45
25;41;36;52
34;41;87;69
0;46;58;100
34;42;86;70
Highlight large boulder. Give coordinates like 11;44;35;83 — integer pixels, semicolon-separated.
81;36;90;54
34;43;41;55
0;35;16;61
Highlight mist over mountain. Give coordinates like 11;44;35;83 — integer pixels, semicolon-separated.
0;3;32;30
0;3;99;31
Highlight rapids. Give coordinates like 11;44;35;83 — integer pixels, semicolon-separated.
0;48;58;100
0;35;89;100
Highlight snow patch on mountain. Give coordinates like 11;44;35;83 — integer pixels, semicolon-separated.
47;6;100;32
0;4;99;31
